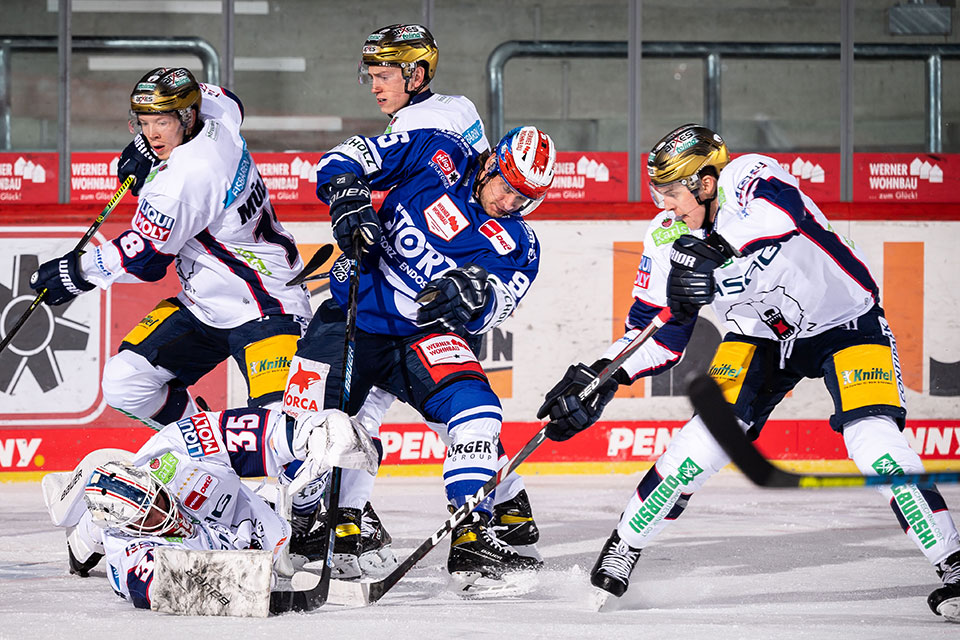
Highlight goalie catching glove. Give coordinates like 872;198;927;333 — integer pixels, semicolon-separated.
327;173;381;259
667;234;727;324
537;360;626;442
287;409;379;494
415;264;492;332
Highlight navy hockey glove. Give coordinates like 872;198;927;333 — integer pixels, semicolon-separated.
415;264;492;333
29;251;95;306
537;360;622;442
667;234;726;324
117;133;158;196
327;173;381;259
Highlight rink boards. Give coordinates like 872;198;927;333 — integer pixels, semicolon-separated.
1;202;958;477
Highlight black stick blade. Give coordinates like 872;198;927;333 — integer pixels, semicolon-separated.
287;243;334;287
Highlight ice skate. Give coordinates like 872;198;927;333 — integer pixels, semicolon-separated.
590;529;641;599
492;489;540;552
330;507;363;579
928;550;960;622
358;502;398;576
448;511;541;595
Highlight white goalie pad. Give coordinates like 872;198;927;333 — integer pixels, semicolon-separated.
151;549;273;617
42;448;134;528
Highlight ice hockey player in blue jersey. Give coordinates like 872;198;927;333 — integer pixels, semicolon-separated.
537;123;960;621
283;124;556;590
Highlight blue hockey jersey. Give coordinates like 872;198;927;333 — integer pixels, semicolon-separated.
316;129;540;337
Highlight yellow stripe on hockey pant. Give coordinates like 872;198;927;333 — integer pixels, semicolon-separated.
121;300;179;346
707;341;756;404
832;343;902;412
244;333;299;400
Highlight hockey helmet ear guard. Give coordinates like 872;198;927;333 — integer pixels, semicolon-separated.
84;460;193;537
485;126;557;216
358;23;438;94
647;123;730;207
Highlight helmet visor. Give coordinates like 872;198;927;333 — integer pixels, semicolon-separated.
648;179;692;209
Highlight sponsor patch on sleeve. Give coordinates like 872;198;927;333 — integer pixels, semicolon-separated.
479;220;517;255
635;255;652;289
176;413;222;458
132;200;176;242
429;149;462;187
183;473;220;511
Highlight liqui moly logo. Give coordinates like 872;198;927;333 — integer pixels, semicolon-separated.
177;414;222;458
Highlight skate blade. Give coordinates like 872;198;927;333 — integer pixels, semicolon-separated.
590;587;616;612
939;596;960;623
449;570;538;598
301;555;361;580
359;547;399;578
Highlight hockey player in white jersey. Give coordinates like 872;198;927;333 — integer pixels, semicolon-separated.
30;67;310;429
51;406;376;611
537;124;960;621
311;24;537;570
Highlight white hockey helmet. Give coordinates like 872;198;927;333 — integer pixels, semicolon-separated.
486;126;557;216
84;461;193;537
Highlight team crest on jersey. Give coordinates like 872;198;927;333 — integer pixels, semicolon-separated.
424;194;469;241
429;150;461;188
330;255;350;283
132;200;175;242
479;220;516;255
183;473;219;511
177;413;222;458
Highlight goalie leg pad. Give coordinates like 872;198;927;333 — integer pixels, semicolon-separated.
150;548;273;617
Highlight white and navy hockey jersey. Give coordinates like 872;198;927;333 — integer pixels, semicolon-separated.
384;90;490;153
606;153;879;380
315;129;539;337
79;84;311;329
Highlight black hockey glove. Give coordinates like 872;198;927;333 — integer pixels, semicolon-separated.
117;133;158;196
29;251;95;306
327;173;381;259
537;360;621;442
415;264;492;333
667;234;726;324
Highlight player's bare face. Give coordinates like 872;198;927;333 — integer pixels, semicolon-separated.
651;181;707;230
368;66;410;115
137;113;186;160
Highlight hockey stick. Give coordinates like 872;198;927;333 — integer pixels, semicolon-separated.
342;307;675;604
315;233;363;604
286;243;334;287
0;174;136;355
294;270;332;285
689;374;960;488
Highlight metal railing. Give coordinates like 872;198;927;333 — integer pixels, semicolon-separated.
0;35;221;151
488;40;960;201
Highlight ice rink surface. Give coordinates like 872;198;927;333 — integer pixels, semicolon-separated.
3;471;959;640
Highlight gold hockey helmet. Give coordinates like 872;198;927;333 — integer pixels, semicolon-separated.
359;24;438;93
129;67;201;127
647;124;730;205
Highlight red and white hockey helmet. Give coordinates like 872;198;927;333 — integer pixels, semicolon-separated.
493;126;556;216
84;461;193;537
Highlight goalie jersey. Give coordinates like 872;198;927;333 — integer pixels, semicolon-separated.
78;84;311;329
315;128;539;337
76;408;298;608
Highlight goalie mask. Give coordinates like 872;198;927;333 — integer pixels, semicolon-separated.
84;461;193;537
129;67;201;132
647;123;730;208
358;23;438;94
475;126;556;217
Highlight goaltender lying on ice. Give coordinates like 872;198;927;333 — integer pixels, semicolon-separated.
41;407;378;617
